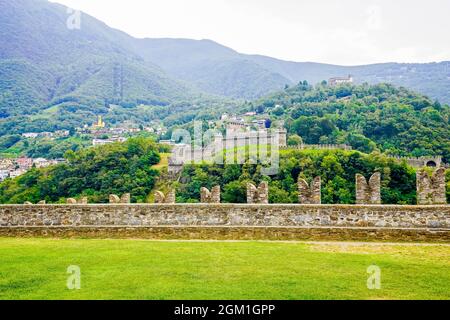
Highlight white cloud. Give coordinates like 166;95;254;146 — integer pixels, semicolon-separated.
51;0;450;65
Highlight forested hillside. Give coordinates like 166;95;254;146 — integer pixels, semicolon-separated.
0;0;449;168
0;138;162;204
1;0;450;131
0;0;210;134
246;82;450;161
177;150;421;205
2;139;449;205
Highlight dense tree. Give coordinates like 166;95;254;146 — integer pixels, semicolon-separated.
0;138;161;204
252;83;450;161
175;149;435;205
288;134;303;146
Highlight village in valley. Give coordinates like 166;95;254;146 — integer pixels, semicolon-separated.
0;114;168;181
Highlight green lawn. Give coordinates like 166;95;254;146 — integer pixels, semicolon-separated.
151;153;170;171
0;238;449;300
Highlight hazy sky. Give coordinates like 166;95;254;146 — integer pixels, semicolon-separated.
52;0;450;65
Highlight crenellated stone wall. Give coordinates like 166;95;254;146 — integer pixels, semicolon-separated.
417;168;447;205
109;194;131;204
0;204;449;242
154;190;176;204
247;182;269;204
67;197;88;205
356;173;381;205
201;186;221;204
298;176;321;204
1;203;448;228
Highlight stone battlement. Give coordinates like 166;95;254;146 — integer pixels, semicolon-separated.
392;156;444;168
281;144;352;151
1;204;449;242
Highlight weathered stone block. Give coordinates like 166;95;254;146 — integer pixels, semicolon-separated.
247;182;269;204
67;197;89;205
37;200;46;205
109;194;121;204
417;168;447;205
298;176;321;204
356;172;381;204
66;198;77;204
120;193;131;204
201;186;221;203
154;190;176;204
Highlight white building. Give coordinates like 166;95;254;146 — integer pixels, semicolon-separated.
22;133;39;139
9;169;27;179
0;170;10;181
329;75;353;86
33;158;51;168
92;137;127;146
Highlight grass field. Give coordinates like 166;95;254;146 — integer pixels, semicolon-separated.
151;153;170;171
0;238;449;300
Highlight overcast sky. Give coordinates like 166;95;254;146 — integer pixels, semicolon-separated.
52;0;450;65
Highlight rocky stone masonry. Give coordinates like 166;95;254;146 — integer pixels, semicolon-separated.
201;186;221;204
154;190;176;204
2;226;448;242
109;194;131;204
356;173;381;205
298;176;321;204
0;204;448;230
120;194;131;204
247;182;269;204
67;198;77;204
417;168;447;205
67;197;88;205
109;195;120;203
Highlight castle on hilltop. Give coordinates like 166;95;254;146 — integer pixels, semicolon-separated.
329;75;353;86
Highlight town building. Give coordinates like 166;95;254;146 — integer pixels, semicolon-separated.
16;157;33;170
0;170;9;182
54;130;70;138
9;169;27;179
22;133;39;139
0;159;15;171
92;137;127;146
33;158;52;168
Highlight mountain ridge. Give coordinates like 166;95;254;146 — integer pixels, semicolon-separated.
0;0;449;124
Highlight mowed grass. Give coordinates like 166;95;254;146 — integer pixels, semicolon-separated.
0;238;449;300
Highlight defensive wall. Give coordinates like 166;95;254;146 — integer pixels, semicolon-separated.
1;204;449;242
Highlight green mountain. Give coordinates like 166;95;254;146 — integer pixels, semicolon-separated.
0;0;449;138
0;0;202;117
133;38;291;99
2;0;450;109
136;38;450;104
